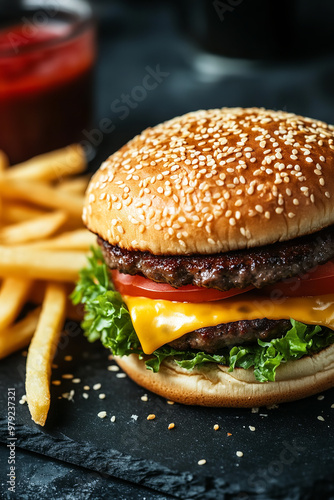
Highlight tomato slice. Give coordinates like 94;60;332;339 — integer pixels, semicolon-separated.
111;270;254;303
262;260;334;297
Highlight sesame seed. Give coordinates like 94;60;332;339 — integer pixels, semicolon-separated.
93;383;101;390
99;393;106;400
111;416;116;422
83;393;89;399
167;400;175;405
317;416;325;421
62;374;73;380
52;380;61;386
107;365;120;372
213;424;219;431
249;426;256;431
72;378;81;384
147;414;156;420
141;394;148;402
83;386;90;390
236;451;244;457
317;395;325;400
64;355;73;361
98;411;107;419
168;423;175;430
116;373;127;379
198;459;206;466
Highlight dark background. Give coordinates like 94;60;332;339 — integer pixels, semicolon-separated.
88;0;334;169
1;1;334;499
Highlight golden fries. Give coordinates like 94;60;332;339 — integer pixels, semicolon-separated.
1;201;45;224
19;229;96;251
0;211;67;245
0;247;88;282
0;143;93;426
26;284;67;425
0;178;84;219
0;308;41;360
0;278;32;330
5;144;86;182
58;175;90;195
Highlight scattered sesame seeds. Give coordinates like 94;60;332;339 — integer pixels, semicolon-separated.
317;395;325;401
72;378;81;384
249;426;256;432
62;390;75;401
62;374;73;380
198;459;207;466
99;393;106;400
141;394;148;402
64;355;73;361
19;395;27;405
111;416;116;422
213;424;219;431
168;423;175;430
83;393;89;399
52;380;61;386
87;108;333;254
317;416;325;422
236;451;244;458
93;383;101;390
116;373;127;379
83;385;90;391
147;414;156;421
167;400;175;405
97;411;107;419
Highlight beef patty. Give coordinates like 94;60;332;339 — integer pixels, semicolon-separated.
167;318;291;352
98;224;334;291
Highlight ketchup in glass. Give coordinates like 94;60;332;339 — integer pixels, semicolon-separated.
0;0;95;164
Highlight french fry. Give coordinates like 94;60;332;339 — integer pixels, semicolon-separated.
1;202;46;224
5;144;86;182
0;278;32;330
0;150;9;172
26;283;66;425
0;246;88;282
18;229;95;251
0;308;41;359
0;211;67;245
0;178;84;219
58;175;90;195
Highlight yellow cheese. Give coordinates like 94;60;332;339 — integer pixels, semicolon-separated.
123;294;334;354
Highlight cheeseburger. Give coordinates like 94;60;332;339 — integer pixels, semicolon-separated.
73;107;334;407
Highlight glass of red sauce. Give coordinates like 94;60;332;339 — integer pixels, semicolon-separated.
0;0;95;164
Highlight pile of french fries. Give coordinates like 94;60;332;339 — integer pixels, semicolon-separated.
0;144;95;426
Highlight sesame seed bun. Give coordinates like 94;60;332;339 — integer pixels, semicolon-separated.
84;107;334;255
115;344;334;407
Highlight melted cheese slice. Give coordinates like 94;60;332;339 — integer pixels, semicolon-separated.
123;294;334;354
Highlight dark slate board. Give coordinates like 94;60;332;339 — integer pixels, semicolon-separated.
1;325;334;500
0;445;173;500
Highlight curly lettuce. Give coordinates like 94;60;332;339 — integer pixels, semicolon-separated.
71;248;334;382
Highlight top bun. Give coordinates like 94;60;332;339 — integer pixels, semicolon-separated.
84;108;334;255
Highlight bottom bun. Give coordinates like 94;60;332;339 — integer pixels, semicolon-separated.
115;345;334;407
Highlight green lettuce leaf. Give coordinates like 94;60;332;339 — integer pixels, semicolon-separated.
71;249;334;382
